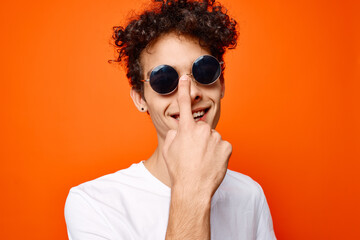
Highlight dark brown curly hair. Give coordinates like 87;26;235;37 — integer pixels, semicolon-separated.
111;0;238;94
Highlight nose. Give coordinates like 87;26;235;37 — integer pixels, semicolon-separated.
186;73;203;103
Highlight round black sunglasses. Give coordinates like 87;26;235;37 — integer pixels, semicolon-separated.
142;55;223;95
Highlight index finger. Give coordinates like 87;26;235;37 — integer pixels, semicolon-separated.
177;75;195;127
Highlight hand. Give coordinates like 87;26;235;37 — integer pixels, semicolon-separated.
162;75;232;197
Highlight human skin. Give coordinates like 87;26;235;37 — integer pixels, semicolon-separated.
130;32;232;239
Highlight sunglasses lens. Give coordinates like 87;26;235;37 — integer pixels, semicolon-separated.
192;55;221;85
149;65;179;94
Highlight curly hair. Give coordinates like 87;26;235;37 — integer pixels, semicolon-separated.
110;0;238;93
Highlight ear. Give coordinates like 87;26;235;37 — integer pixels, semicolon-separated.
130;88;147;112
220;81;225;99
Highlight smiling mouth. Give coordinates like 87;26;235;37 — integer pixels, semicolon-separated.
171;108;210;121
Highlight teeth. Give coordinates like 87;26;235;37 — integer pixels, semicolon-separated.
172;110;206;120
192;110;205;119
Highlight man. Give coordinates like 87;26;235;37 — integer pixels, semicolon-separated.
65;0;276;239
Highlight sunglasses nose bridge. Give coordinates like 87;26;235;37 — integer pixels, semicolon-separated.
185;73;198;85
185;73;193;78
184;73;203;102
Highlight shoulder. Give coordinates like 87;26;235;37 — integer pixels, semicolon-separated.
217;169;266;203
69;162;143;196
65;162;146;213
64;162;143;221
64;164;144;239
222;171;277;239
224;169;264;193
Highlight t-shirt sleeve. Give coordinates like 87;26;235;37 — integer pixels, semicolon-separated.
64;188;130;240
256;186;277;240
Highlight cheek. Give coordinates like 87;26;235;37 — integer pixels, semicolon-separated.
145;97;170;117
208;86;223;101
143;84;154;100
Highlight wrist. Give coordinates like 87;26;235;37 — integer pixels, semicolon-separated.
171;185;212;206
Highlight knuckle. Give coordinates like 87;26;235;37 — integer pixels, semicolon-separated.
211;131;221;142
178;123;190;133
197;125;211;137
166;129;176;138
222;140;233;153
164;130;176;144
199;123;211;133
162;147;167;157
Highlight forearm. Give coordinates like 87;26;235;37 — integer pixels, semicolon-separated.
165;187;212;240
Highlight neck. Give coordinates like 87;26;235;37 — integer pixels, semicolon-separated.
143;136;172;187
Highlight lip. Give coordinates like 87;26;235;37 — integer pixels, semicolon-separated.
170;106;210;121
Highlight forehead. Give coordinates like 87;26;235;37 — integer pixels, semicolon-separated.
140;32;210;77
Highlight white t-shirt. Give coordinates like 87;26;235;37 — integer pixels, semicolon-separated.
65;161;276;240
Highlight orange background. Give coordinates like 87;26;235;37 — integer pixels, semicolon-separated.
1;0;359;239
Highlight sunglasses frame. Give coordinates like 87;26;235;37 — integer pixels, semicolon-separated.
141;55;224;95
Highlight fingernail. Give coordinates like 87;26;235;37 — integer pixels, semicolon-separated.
179;75;188;81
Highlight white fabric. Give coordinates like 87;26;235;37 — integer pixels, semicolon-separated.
65;161;276;240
